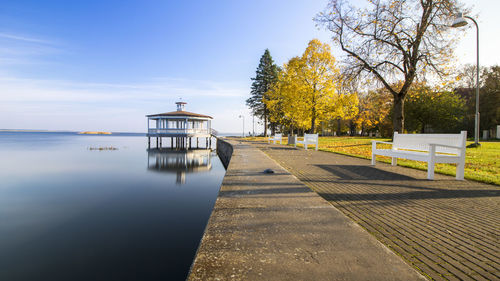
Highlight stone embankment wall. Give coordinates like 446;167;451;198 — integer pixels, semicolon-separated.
216;138;233;169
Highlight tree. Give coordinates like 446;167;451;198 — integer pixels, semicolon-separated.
479;66;500;131
294;39;346;133
354;89;392;135
265;57;311;133
264;40;358;134
316;0;465;133
404;82;465;133
246;49;278;137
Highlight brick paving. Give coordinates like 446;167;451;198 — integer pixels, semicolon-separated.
252;141;500;281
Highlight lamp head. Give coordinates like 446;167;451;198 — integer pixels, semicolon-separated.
451;12;468;28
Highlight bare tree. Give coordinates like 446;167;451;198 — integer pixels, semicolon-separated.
316;0;466;132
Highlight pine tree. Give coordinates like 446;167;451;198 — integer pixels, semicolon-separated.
246;49;278;137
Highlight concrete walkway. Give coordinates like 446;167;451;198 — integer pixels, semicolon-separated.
254;141;500;281
189;140;425;280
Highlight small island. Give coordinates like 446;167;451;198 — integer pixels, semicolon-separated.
78;131;112;135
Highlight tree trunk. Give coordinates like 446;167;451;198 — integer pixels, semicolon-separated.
310;115;316;134
337;118;341;136
310;91;317;134
264;110;268;137
270;122;276;135
393;94;405;133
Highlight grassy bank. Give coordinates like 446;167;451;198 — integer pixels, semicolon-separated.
243;136;500;186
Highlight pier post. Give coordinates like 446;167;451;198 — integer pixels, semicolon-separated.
159;137;162;148
156;137;159;148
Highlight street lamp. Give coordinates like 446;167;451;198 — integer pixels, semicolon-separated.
452;12;480;147
238;115;245;137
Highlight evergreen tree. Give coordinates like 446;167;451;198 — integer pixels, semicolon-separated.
246;49;278;137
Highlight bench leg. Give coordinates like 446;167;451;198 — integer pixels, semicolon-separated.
391;157;397;166
315;143;318;151
304;143;308;150
456;161;465;180
427;161;435;180
371;142;377;166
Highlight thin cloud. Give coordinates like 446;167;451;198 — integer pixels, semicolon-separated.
0;76;248;114
0;32;53;44
0;76;249;132
0;76;247;102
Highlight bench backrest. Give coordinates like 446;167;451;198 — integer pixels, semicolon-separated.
393;131;466;154
274;133;282;139
304;133;318;143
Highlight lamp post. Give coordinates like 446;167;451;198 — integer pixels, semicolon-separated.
238;115;245;137
452;12;480;147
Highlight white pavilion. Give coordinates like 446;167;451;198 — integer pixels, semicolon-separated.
146;102;214;149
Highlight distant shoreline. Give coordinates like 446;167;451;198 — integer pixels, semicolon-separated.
0;129;238;136
78;131;112;135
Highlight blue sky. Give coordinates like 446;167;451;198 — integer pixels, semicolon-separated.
0;0;498;133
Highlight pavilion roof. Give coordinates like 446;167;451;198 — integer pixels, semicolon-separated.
147;110;213;119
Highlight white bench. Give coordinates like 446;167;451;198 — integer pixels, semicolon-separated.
371;131;467;180
268;133;282;144
294;134;319;150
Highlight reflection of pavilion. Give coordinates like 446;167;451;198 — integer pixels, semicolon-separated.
147;148;212;184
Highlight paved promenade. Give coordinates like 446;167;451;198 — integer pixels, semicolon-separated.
254;141;500;281
189;140;424;281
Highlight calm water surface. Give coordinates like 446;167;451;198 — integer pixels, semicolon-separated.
0;132;225;281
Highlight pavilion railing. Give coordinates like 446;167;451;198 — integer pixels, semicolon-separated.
148;128;210;135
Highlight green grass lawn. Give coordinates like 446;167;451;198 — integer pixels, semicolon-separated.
243;136;500;186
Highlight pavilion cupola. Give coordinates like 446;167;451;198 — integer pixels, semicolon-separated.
176;101;187;111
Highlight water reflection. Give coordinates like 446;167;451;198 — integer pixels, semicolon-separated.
147;148;212;184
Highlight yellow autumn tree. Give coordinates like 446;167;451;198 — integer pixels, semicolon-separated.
265;39;359;134
265;57;309;132
297;39;340;133
354;90;392;135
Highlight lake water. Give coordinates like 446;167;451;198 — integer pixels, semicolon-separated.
0;132;225;281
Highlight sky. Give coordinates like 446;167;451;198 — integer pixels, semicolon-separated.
0;0;498;133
